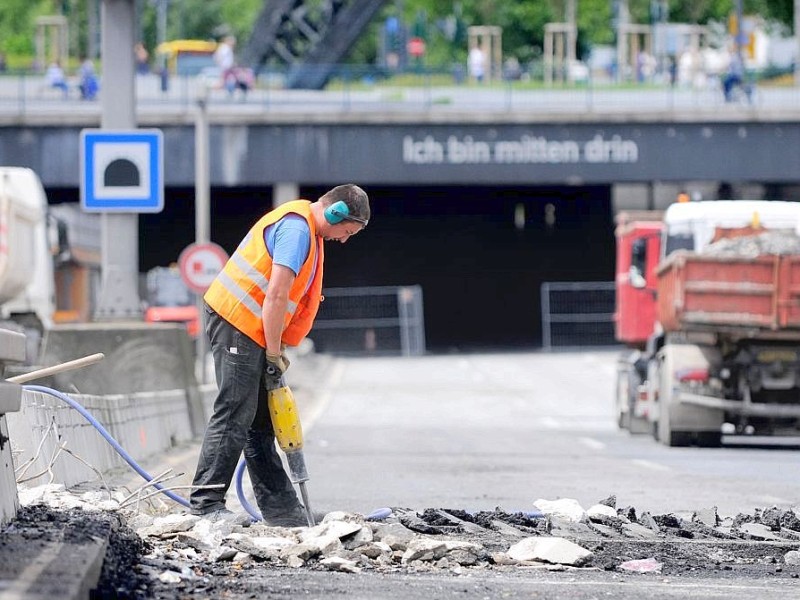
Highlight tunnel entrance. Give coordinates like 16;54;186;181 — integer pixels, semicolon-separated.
138;184;614;351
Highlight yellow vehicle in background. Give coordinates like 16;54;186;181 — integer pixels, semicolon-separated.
155;39;217;76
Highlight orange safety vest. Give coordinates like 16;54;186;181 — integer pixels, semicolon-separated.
204;200;324;347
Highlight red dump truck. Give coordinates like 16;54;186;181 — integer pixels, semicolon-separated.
615;200;800;446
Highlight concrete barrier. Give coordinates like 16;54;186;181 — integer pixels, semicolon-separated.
41;322;207;437
0;328;26;527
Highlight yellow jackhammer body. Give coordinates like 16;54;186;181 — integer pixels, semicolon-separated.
267;380;316;527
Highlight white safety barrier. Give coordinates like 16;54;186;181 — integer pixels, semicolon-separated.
7;388;197;490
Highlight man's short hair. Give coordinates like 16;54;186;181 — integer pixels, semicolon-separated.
321;184;370;224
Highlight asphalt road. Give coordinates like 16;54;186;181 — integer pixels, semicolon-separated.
302;350;800;520
138;349;800;599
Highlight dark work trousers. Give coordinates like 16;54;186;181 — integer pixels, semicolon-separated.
190;304;301;518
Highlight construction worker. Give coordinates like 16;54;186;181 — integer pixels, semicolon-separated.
190;184;370;525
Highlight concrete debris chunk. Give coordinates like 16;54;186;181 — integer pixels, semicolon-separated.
322;511;365;525
618;557;662;573
285;555;305;568
401;538;448;563
401;538;486;565
357;541;391;559
534;498;586;523
224;533;295;559
693;507;719;528
621;522;659;539
372;522;417;550
506;536;592;566
280;543;320;565
343;525;374;550
781;509;800;530
158;570;182;584
296;519;360;547
209;546;237;562
140;514;200;537
598;495;616;508
307;533;344;555
17;484;66;506
738;522;783;541
320;556;361;573
447;549;479;566
586;504;618;521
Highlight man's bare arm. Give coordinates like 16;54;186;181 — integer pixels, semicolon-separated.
262;264;296;356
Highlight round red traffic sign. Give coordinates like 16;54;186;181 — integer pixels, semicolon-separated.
178;242;229;293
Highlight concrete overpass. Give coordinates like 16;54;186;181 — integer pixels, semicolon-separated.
2;80;800;211
3;84;800;349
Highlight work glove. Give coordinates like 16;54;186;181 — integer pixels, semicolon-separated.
265;350;290;380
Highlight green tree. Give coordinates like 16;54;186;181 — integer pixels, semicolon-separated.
0;0;50;59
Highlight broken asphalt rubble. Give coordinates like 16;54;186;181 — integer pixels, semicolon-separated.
6;485;800;594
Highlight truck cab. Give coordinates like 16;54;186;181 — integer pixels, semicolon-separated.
0;168;56;360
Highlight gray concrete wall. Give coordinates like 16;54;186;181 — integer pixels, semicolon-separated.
0;416;18;527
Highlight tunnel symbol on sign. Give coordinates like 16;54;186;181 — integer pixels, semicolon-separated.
104;158;140;187
91;141;151;200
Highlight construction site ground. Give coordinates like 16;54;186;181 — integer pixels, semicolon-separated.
2;350;800;599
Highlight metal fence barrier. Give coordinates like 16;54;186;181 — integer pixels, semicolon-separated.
311;285;425;356
540;281;617;350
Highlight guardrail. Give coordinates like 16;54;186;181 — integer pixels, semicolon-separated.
0;65;797;118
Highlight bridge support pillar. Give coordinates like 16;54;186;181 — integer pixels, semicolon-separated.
273;183;300;207
94;0;142;321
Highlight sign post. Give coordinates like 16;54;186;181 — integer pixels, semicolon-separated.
178;242;228;383
92;0;143;320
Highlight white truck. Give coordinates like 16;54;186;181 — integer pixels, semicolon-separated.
0;167;59;361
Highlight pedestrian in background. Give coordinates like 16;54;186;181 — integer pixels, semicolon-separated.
46;60;69;98
214;35;237;94
134;42;150;75
468;45;486;83
190;184;370;526
78;56;98;100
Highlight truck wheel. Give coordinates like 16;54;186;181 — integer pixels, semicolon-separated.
657;345;692;447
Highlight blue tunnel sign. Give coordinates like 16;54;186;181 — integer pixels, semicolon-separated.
80;129;164;212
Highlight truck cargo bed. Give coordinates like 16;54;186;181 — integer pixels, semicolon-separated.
657;252;800;333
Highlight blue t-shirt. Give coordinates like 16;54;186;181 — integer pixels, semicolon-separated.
263;214;311;276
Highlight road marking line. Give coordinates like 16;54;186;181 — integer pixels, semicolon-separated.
579;437;606;450
631;458;672;472
302;359;345;434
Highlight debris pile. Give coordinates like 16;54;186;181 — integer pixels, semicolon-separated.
703;230;800;258
4;486;800;597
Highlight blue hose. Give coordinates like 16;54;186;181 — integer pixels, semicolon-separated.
23;384;192;508
234;458;261;521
